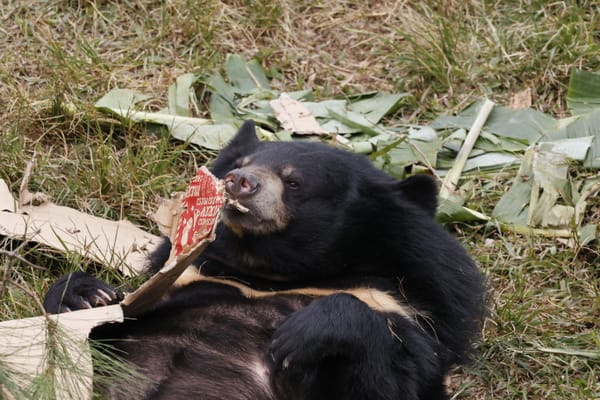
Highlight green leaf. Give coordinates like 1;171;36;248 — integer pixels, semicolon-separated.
548;69;600;168
348;93;408;124
408;126;438;141
474;135;529;153
319;119;357;134
286;89;314;101
246;59;270;89
567;69;600;115
167;73;196;117
482;106;556;142
431;100;558;143
436;198;489;224
97;107;233;150
462;152;520;172
202;73;237;122
373;138;440;171
328;108;388;136
210;95;236;123
169;123;237;149
225;54;270;94
95;88;152;111
203;73;236;101
539;136;593;161
546;110;600;168
578;224;598;246
492;150;534;225
492;177;531;225
492;147;582;232
303;100;347;119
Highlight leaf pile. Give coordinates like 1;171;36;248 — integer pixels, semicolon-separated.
94;55;599;243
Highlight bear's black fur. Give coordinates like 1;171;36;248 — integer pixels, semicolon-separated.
44;120;486;400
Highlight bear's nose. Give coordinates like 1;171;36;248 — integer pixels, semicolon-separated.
224;169;259;198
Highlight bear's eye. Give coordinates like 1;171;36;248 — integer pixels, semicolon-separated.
280;165;301;190
285;180;300;190
233;156;251;169
233;158;244;169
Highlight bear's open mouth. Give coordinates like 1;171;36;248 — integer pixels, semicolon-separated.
226;197;250;214
222;202;259;228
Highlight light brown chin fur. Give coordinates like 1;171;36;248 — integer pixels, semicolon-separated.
224;221;245;237
222;209;289;236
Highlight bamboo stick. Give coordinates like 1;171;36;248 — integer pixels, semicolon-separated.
439;99;495;199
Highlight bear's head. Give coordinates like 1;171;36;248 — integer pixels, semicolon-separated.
206;120;440;280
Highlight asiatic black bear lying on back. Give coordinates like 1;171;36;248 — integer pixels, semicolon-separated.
44;120;486;400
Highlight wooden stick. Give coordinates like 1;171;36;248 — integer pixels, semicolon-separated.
439;99;495;199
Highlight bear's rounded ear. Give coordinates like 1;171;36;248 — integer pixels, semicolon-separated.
395;174;439;217
210;120;260;176
228;120;260;150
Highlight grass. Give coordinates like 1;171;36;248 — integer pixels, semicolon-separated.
0;0;599;399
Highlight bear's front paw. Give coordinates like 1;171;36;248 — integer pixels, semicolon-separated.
43;272;122;314
268;293;393;392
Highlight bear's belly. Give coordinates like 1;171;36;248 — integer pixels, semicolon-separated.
91;284;311;400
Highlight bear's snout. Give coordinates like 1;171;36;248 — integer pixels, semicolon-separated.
221;165;288;235
225;169;260;199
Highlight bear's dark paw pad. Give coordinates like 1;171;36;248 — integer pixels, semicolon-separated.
43;272;122;314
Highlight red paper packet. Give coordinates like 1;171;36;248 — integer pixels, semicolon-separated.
121;166;225;317
172;167;226;258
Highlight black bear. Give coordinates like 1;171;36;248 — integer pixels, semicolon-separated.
44;120;486;400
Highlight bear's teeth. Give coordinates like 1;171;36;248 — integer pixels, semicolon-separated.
227;198;250;213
